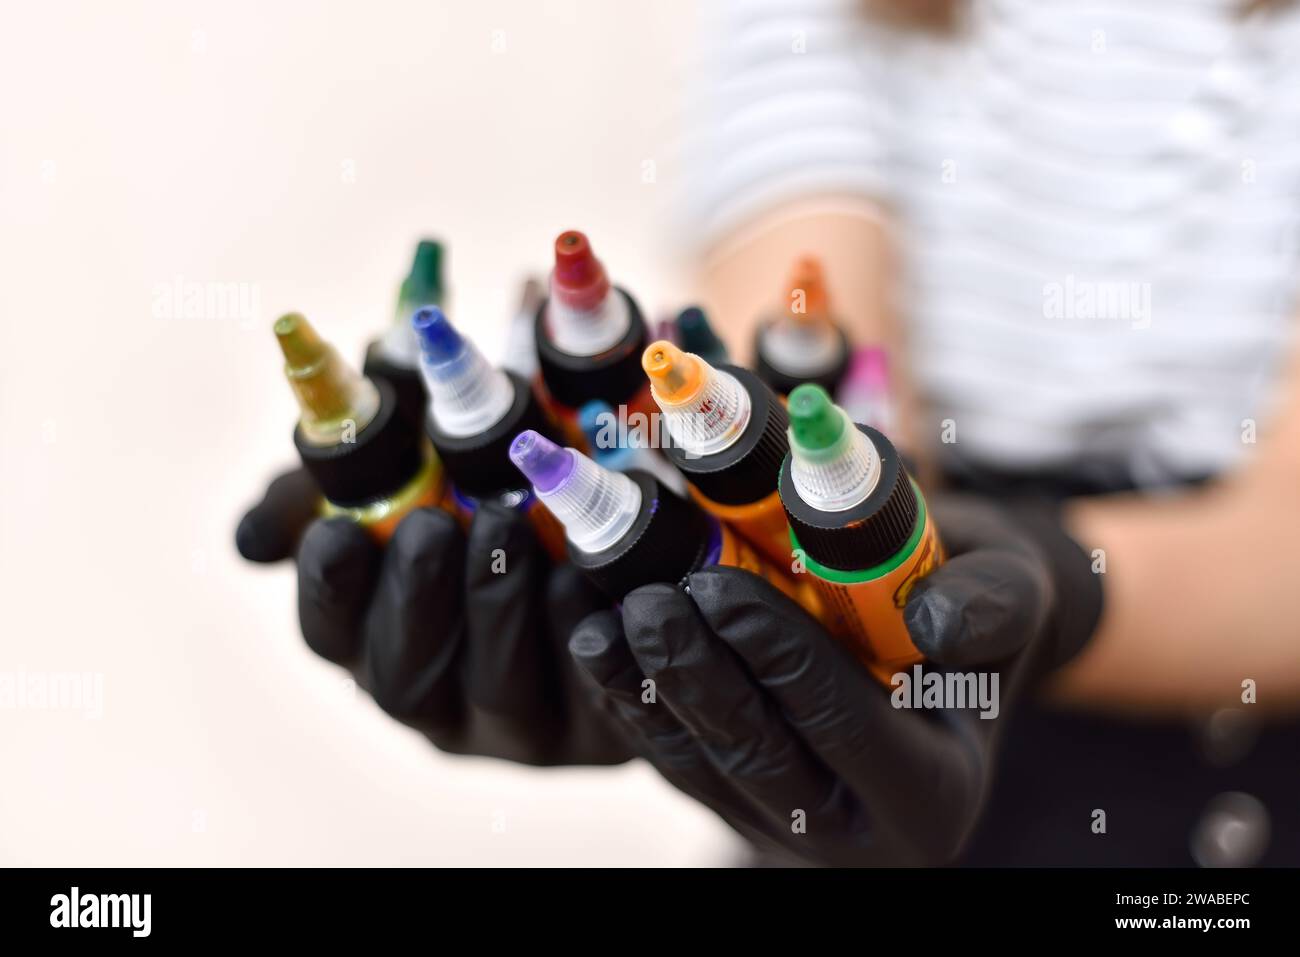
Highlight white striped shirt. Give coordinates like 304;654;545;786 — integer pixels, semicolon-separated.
685;0;1300;482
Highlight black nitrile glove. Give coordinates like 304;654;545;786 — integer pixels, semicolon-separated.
569;494;1103;865
236;468;631;766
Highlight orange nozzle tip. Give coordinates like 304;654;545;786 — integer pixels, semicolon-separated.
787;256;829;321
641;339;678;377
641;339;703;403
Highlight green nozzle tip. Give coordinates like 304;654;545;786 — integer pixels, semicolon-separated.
408;240;445;298
787;384;844;452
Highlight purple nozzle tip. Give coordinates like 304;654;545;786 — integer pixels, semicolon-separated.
411;305;463;362
509;430;575;494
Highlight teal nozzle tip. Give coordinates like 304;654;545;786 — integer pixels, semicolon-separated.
406;240;445;300
787;384;844;452
675;306;726;362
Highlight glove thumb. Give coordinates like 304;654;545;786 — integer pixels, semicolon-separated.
236;468;321;563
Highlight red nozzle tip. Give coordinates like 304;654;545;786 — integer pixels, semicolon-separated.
552;230;610;311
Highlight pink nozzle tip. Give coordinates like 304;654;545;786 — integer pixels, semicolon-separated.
846;347;890;390
509;430;575;493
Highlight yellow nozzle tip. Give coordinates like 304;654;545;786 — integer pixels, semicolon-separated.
271;313;375;438
274;312;328;370
642;340;704;404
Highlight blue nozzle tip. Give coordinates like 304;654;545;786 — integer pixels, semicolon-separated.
578;400;614;444
411;306;463;362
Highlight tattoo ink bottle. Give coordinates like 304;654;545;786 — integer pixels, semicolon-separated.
753;257;851;397
779;384;943;683
533;230;656;447
364;238;448;428
673;305;729;365
642;340;794;568
509;430;817;605
500;277;544;381
275;313;445;543
578;400;687;495
412;306;567;560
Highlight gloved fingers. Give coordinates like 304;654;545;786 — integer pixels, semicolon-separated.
569;609;701;755
236;468;322;563
926;493;1037;558
362;507;467;728
619;583;859;837
437;565;637;766
545;562;610;650
543;562;614;716
296;517;381;665
903;547;1053;668
685;566;980;848
461;502;550;719
568;610;777;835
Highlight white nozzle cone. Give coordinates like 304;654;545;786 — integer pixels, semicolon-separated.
759;318;840;376
645;343;752;457
661;371;751;456
546;289;630;356
789;409;881;512
378;321;421;367
414;309;515;438
540;449;643;554
510;430;644;555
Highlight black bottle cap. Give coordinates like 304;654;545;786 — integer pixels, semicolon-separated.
570;470;713;601
752;321;851;397
426;370;561;499
363;341;428;430
293;377;424;508
534;287;649;410
779;424;918;572
662;365;789;507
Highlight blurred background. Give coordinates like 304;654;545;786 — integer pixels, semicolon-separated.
0;0;748;865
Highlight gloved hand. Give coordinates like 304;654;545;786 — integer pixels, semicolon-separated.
568;494;1103;864
236;468;632;766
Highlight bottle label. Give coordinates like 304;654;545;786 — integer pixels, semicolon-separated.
718;527;829;624
527;499;570;563
691;487;792;568
321;450;449;543
808;508;944;682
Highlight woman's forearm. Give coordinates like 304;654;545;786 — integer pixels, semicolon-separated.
1053;343;1300;714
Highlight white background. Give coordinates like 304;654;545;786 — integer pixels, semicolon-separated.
0;0;743;865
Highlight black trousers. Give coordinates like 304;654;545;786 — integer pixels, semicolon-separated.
945;457;1292;867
